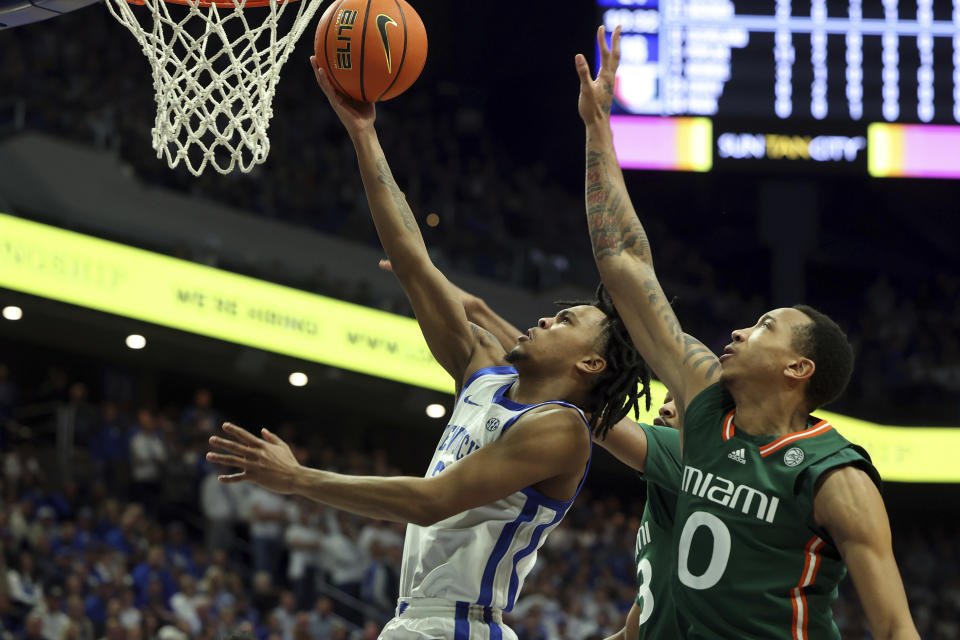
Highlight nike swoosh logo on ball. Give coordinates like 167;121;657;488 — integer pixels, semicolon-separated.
376;14;398;74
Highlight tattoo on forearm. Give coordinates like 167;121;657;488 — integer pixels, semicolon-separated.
643;279;720;382
469;323;501;348
644;280;682;344
375;157;418;233
682;334;721;381
585;149;651;260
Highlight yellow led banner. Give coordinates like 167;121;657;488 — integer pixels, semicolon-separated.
0;212;454;393
635;380;960;484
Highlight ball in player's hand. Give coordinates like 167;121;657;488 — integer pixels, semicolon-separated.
314;0;427;102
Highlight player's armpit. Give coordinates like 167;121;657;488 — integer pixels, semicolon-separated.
422;407;591;524
596;417;648;472
814;466;920;640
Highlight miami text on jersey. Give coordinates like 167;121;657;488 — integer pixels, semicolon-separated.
681;465;780;523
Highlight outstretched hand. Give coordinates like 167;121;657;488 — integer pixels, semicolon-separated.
310;56;376;138
575;25;621;126
207;423;301;495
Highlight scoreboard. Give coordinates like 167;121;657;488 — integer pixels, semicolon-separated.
600;0;960;178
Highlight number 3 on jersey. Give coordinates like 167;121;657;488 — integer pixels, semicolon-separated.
677;511;732;590
636;558;655;625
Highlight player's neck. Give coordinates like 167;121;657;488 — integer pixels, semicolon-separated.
508;371;582;407
729;385;810;437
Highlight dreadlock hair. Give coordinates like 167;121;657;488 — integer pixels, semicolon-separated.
791;304;854;411
558;283;652;440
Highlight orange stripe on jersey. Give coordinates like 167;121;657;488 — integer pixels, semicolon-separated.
759;420;833;458
722;410;736;441
791;536;825;640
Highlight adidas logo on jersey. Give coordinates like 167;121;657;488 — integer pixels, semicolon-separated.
727;448;747;464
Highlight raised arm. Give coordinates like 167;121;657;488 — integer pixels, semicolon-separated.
311;59;499;385
574;27;719;416
814;467;919;640
208;412;589;526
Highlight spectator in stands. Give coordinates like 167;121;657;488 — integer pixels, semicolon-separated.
64;596;94;640
99;617;125;640
3;453;41;510
62;383;98;448
356;521;402;614
179;389;220;439
168;576;201;635
248;572;277;622
128;410;166;511
0;594;18;640
115;590;140;631
129;548;175;609
514;607;549;640
307;597;346;640
19;612;45;640
6;552;43;613
350;620;380;640
162;523;193;575
245;487;288;582
283;499;322;610
28;582;68;640
82;575;113;636
25;507;57;554
317;512;364;601
261;610;285;640
269;591;296;640
73;508;96;552
290;612;311;640
199;464;241;556
89;402;130;496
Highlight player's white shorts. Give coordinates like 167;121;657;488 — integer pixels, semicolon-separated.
379;598;518;640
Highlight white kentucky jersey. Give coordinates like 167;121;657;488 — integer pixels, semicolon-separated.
398;366;592;613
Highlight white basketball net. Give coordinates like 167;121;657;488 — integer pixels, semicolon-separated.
105;0;326;175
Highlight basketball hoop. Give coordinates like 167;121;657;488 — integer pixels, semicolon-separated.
105;0;326;175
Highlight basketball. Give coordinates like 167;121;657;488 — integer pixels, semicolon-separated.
314;0;428;103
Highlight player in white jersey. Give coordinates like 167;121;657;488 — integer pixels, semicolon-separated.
392;264;686;640
204;59;652;640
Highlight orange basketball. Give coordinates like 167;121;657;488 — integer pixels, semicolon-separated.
314;0;427;103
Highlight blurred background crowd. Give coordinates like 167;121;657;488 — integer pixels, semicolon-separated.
0;361;958;640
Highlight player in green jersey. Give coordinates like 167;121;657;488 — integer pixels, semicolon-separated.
600;394;682;640
575;24;918;639
393;263;686;639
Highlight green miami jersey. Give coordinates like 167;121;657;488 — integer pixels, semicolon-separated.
673;383;880;640
635;423;682;640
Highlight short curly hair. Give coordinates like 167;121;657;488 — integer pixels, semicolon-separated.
561;283;652;439
791;304;854;411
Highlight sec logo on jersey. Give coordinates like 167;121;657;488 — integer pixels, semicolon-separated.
485;418;501;431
